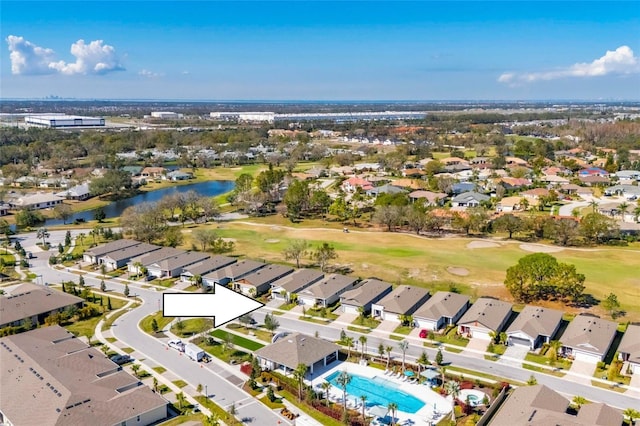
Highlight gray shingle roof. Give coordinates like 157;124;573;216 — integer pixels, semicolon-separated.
374;285;430;315
577;403;623;426
457;297;513;331
299;274;358;299
84;239;142;257
506;305;563;340
270;268;324;294
340;279;393;307
130;247;183;266
238;264;294;287
560;314;617;356
0;326;167;426
254;333;339;370
618;324;640;364
151;251;210;271
413;291;469;320
182;255;237;277
0;283;83;327
203;259;266;282
102;243;162;263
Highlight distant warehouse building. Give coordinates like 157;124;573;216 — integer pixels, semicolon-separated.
150;111;183;119
25;115;105;128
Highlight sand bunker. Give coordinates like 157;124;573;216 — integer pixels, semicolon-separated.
520;244;564;253
466;241;500;249
447;267;469;277
265;239;280;243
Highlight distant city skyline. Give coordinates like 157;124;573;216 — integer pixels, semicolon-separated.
1;1;639;101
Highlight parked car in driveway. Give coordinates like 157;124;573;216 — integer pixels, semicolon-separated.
419;329;428;339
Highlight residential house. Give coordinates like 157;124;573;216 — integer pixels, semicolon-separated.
506;306;563;349
56;183;91;201
39;177;70;188
166;170;193;181
579;175;611;186
0;326;168;426
365;184;406;197
0;204;9;216
9;192;64;210
101;243;162;271
233;264;294;297
179;255;237;284
401;168;425;178
496;196;522;213
83;239;145;265
0;283;84;329
298;274;359;307
146;251;211;279
618;324;640;374
270;269;324;302
141;167;166;179
390;179;423;190
614;170;640;183
520;188;550;207
413;291;470;330
126;247;182;275
498;177;531;191
559;314;617;362
451;182;476;195
254;333;339;375
122;165;143;176
457;298;513;340
469;157;492;169
342;177;373;193
604;184;640;200
579;167;609;177
202;259;266;287
339;278;393;315
408;190;446;206
559;183;582;195
490;384;622;426
371;285;431;322
451;191;489;208
505;156;529;167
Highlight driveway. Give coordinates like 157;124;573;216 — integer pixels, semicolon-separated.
499;344;528;367
570;359;597;385
464;338;490;358
334;312;358;326
376;320;402;335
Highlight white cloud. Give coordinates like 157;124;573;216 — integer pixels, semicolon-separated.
498;46;639;85
138;69;162;78
6;35;56;75
6;35;124;76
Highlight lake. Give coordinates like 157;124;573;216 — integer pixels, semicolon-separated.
44;180;234;226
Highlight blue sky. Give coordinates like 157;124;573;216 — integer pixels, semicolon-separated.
1;1;639;100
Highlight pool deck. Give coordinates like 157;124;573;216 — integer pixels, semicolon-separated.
314;361;451;425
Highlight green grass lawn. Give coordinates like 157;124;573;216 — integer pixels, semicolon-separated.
194;396;243;426
157;414;208;426
351;316;381;329
172;318;214;338
172;380;188;388
152;366;167;374
201;221;640;320
198;338;252;364
121;347;134;354
140;311;175;334
392;325;413;335
431;327;470;347
63;299;128;338
210;329;265;351
522;363;566;377
525;352;572;370
226;324;273;343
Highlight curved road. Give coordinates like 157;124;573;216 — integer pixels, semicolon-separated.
19;229;640;420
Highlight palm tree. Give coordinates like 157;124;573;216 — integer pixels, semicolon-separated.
589;200;599;213
439;366;447;386
387;402;398;426
293;363;308;400
572;395;587;409
623;408;640;425
378;343;385;362
176;391;186;410
344;336;354;359
417;351;429;376
36;227;49;246
321;381;332;407
634;206;640;222
385;345;393;369
335;370;352;416
204;413;220;426
359;335;367;360
77;232;85;247
131;363;140;378
444;380;461;421
398;340;409;372
549;340;562;365
360;395;368;425
618;201;630;222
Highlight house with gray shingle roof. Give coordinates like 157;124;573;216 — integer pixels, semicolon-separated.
618;324;640;374
233;264;294;297
83;239;142;265
340;278;393;315
506;306;563;350
146;251;211;279
298;274;359;307
559;314;617;363
414;291;470;330
254;333;339;375
371;285;431;322
99;242;162;271
457;297;513;340
179;255;237;283
202;259;266;287
0;326;168;426
270;269;325;302
451;191;489;208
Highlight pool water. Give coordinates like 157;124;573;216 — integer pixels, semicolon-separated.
326;372;425;414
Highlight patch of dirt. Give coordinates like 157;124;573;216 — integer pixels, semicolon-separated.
466;241;500;249
270;226;282;231
408;268;422;278
447;267;469;277
519;244;564;253
222;238;237;243
264;239;280;243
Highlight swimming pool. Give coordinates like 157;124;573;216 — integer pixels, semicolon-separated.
326;372;425;414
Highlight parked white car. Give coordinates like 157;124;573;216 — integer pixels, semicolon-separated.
168;339;185;352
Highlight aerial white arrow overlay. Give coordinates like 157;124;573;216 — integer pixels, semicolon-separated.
162;284;264;328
